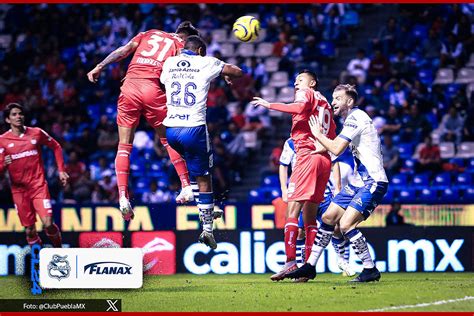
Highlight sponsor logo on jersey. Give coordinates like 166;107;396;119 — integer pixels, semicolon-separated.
11;149;38;160
31;139;37;145
8;143;14;148
354;197;363;206
177;60;191;68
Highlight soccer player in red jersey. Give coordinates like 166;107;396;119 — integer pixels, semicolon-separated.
87;22;199;221
0;103;69;247
252;70;336;281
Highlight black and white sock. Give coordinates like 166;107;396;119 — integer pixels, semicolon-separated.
345;229;375;269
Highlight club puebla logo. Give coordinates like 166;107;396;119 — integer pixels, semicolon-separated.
47;254;71;281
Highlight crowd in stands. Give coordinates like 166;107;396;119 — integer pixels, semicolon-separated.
0;4;472;205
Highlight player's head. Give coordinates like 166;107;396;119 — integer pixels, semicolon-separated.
331;84;358;117
175;21;199;40
294;69;318;92
184;35;207;56
4;103;25;127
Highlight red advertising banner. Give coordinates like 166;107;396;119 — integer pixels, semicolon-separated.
131;231;176;275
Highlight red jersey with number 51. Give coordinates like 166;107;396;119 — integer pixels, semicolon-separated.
125;30;184;79
291;88;336;156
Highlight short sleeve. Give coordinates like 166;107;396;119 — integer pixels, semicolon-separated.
279;140;295;166
339;115;363;142
131;32;144;45
294;90;308;103
207;57;225;80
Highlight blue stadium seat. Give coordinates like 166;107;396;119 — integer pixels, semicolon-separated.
248;188;276;204
433;172;451;189
467;158;474;171
61;46;77;62
318;41;336;58
439;188;459;203
449;158;465;167
419;188;437;202
463;187;474;203
412;24;428;39
418;69;433;86
391;173;408;189
382;189;394;204
400;159;415;174
398;188;417;203
445;84;461;98
130;158;147;177
456;173;472;189
398;143;414;159
134;178;150;194
341;10;360;27
261;174;280;188
412;173;430;188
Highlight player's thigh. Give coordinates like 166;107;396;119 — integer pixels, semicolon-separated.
31;188;53;224
12;191;35;227
288;154;330;203
117;92;141;129
143;84;167;129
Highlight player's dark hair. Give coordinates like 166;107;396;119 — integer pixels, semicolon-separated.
3;103;24;122
176;21;199;37
184;35;206;52
298;69;319;89
334;84;358;103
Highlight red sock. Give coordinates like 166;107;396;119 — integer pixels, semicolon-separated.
304;220;318;263
27;234;43;247
45;223;62;248
284;218;299;262
160;138;190;187
115;143;133;199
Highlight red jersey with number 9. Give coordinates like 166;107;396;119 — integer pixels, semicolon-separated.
125;30;184;79
291;88;336;156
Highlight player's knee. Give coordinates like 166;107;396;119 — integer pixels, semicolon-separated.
338;220;356;235
297;228;305;239
321;212;337;226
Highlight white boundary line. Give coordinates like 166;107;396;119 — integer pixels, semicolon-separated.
362;296;474;312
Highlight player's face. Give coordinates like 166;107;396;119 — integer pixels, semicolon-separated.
6;108;25;127
294;73;315;91
331;90;350;117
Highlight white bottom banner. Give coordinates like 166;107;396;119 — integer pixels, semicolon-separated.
39;248;143;289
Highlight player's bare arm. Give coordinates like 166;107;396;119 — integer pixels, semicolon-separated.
221;64;243;85
87;40;139;83
309;115;349;156
252;97;306;114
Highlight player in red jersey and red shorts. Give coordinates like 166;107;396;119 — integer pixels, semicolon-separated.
0;103;69;247
87;22;199;220
252;70;336;281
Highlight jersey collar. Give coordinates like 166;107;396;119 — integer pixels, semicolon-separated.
181;49;199;56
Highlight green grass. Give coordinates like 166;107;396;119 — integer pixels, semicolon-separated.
1;273;473;312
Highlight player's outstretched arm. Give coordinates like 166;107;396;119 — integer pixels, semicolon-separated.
309;115;349;156
87;40;139;83
222;64;243;85
251;97;305;114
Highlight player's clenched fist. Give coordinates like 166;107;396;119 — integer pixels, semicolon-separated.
87;65;102;83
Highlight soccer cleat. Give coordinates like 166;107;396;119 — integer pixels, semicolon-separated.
198;231;217;249
176;185;195;204
270;261;297;281
284;262;317;280
338;260;356;277
119;196;134;221
349;267;381;282
292;277;309;283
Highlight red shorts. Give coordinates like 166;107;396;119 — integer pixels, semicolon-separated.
12;183;52;227
287;153;331;203
117;78;167;129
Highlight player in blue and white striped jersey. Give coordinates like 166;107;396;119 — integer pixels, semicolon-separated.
286;84;388;283
279;137;356;277
160;36;242;249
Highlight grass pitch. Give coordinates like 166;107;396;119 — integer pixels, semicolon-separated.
1;273;473;312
